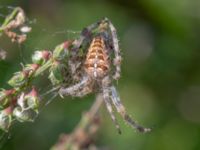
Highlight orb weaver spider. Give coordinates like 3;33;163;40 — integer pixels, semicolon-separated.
58;18;151;134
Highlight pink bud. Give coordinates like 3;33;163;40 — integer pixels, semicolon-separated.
63;41;72;49
29;87;38;97
42;50;51;60
30;64;40;71
5;89;15;96
4;106;13;114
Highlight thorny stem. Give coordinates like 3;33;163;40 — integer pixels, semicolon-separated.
51;94;103;150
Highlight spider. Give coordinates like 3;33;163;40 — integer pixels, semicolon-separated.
58;18;151;134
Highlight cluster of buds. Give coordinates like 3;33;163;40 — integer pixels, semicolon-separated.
13;87;40;122
0;7;32;44
49;41;72;85
0;87;40;131
8;50;51;88
32;50;51;65
0;50;52;131
0;46;67;131
8;64;39;88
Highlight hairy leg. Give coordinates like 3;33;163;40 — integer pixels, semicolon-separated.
70;18;101;58
102;87;121;134
106;19;122;80
102;76;121;133
110;86;151;133
59;77;91;97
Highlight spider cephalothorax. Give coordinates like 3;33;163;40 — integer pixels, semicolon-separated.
59;18;151;134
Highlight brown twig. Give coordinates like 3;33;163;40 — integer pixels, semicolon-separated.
0;7;31;44
51;94;103;150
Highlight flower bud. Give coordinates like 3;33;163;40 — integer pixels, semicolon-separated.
24;64;39;75
17;88;40;110
15;10;25;25
53;41;72;60
13;107;37;122
0;107;13;131
32;50;51;65
8;71;28;87
0;89;15;109
0;91;7;109
25;87;40;110
17;93;26;109
49;61;65;85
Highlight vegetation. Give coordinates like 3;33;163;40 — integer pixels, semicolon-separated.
0;0;199;150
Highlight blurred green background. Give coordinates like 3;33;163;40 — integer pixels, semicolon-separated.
0;0;200;149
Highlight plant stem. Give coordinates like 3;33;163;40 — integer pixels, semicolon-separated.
51;94;103;150
0;7;22;33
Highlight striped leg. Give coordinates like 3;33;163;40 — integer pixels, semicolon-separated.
58;77;90;97
107;19;122;80
103;87;121;134
110;86;151;133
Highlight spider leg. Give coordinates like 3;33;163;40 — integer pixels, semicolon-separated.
58;76;91;97
102;87;121;134
110;86;151;133
106;19;122;80
69;21;100;63
72;19;101;53
75;83;93;97
102;76;121;133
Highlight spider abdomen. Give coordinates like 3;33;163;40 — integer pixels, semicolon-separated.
84;36;109;79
